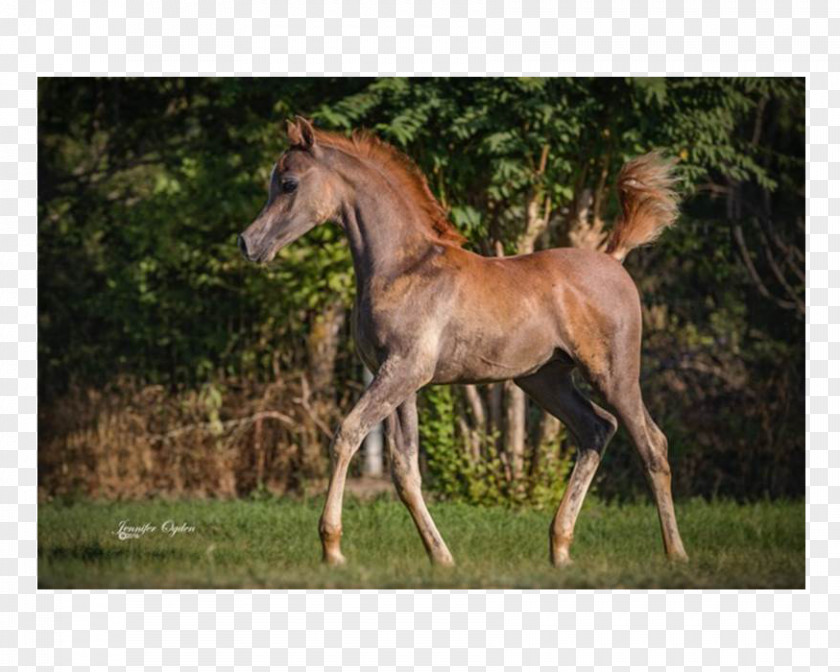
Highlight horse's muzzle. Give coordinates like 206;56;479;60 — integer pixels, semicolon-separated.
237;234;253;261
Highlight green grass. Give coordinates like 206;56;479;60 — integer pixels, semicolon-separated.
39;496;805;589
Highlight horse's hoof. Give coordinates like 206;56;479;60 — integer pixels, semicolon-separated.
323;552;347;566
668;551;689;563
432;553;455;568
551;550;573;567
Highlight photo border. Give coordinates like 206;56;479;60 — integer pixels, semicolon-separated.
8;1;829;668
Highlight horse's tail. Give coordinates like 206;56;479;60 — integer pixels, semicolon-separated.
605;151;680;263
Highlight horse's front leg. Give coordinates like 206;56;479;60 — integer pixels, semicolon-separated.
319;357;427;565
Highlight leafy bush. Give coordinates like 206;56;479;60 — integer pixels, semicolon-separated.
419;386;574;509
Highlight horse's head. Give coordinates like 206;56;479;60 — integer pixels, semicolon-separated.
238;117;341;263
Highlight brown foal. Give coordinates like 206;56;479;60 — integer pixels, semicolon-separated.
239;117;688;567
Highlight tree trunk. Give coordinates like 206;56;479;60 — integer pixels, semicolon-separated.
306;301;346;394
361;366;384;477
531;412;563;478
504;380;527;479
488;382;503;444
463;384;487;462
565;187;609;251
301;301;348;480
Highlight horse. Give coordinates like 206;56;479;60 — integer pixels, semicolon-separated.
238;116;688;567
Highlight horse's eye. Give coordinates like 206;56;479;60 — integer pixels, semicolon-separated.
281;179;297;194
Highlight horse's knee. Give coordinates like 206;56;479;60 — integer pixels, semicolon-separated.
329;425;361;462
652;426;668;456
390;452;422;499
391;459;420;490
642;444;672;477
646;456;671;477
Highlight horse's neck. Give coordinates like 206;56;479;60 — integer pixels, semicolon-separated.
339;186;434;284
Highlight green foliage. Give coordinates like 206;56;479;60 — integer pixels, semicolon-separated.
39;78;365;391
419;386;574;508
417;386;463;498
526;427;575;508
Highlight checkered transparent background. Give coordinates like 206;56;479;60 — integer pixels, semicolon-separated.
3;0;835;669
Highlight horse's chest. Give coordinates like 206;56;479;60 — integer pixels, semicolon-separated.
352;296;420;368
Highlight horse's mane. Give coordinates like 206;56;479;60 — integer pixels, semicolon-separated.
312;128;466;246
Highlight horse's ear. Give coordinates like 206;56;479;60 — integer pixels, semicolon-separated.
287;115;317;151
296;116;316;148
286;118;303;146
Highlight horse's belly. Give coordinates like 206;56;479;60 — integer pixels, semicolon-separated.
431;323;558;384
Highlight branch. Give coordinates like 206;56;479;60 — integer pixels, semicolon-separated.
591;152;610;224
294;375;336;438
149;411;297;443
763;218;805;281
732;223;799;312
517;145;552;254
757;225;805;315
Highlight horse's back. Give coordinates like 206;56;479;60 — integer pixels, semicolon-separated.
424;245;642;383
448;245;641;319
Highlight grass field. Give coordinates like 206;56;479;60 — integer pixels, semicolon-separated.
39;495;804;589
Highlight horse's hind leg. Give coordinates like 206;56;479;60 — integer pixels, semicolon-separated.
387;393;454;566
516;362;618;566
598;376;688;561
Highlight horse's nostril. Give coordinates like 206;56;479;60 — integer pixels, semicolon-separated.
237;234;249;258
